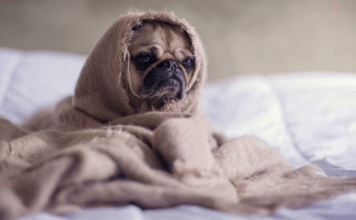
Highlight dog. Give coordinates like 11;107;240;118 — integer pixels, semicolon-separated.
127;21;196;112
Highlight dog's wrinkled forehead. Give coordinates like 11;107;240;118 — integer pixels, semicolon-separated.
129;21;193;60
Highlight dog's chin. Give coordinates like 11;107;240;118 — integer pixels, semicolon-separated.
156;78;184;98
139;79;186;109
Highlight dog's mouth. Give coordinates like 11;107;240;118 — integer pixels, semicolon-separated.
138;60;186;107
139;74;186;99
155;78;185;98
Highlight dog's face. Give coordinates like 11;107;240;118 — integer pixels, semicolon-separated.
128;21;195;110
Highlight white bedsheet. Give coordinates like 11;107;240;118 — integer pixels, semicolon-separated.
1;48;356;220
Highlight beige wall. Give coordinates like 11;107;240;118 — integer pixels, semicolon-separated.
1;0;356;81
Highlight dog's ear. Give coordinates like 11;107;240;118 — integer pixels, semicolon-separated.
132;24;140;31
132;23;143;31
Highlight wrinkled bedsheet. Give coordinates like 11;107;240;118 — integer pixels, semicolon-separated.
1;48;356;220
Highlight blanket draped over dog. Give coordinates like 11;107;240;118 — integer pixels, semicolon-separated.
1;11;356;219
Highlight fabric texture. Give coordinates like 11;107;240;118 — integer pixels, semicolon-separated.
1;11;356;220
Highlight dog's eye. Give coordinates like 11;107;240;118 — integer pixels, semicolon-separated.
182;57;195;71
133;53;156;71
137;54;151;63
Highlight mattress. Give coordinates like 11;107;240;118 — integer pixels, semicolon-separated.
0;48;355;220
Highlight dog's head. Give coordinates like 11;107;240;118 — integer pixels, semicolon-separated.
127;21;195;110
74;12;206;122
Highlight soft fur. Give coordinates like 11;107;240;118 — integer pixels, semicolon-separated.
0;11;356;220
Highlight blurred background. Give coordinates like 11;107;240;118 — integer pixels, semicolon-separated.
1;0;356;81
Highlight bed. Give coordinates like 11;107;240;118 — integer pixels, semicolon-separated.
1;47;356;220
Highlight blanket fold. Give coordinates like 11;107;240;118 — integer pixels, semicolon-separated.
1;11;356;220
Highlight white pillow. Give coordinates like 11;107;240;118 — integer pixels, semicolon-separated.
0;48;85;124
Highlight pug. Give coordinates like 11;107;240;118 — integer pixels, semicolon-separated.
127;21;196;112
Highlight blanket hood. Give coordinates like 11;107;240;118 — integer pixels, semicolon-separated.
73;11;207;122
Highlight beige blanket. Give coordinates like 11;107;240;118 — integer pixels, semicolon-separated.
1;11;356;220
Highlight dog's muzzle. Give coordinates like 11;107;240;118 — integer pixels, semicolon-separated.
139;59;186;100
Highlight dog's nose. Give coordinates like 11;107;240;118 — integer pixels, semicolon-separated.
161;60;178;70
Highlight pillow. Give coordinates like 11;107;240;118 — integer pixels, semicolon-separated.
0;48;85;124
